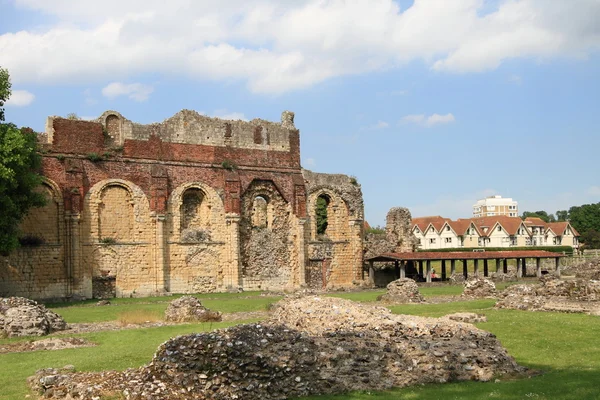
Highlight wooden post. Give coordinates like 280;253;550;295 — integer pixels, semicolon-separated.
418;260;424;279
495;258;501;273
441;260;447;281
483;259;489;277
522;258;527;277
426;260;432;283
395;260;400;279
536;258;542;278
400;261;406;279
516;258;522;278
451;259;456;276
503;258;508;274
369;261;375;285
463;259;468;279
555;257;561;277
474;259;479;277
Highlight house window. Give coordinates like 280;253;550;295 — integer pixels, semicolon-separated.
445;237;452;243
446;226;450;231
429;238;436;244
497;226;502;231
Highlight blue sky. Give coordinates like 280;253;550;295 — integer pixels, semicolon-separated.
2;0;599;226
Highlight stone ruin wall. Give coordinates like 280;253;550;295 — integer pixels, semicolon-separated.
364;207;418;260
0;111;365;300
303;170;365;289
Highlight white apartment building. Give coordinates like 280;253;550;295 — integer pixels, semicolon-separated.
473;195;518;218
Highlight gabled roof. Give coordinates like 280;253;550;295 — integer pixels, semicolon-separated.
471;216;528;237
546;222;580;237
524;217;547;228
412;216;448;233
447;219;477;236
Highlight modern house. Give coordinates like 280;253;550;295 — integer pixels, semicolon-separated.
412;215;579;250
473;195;518;218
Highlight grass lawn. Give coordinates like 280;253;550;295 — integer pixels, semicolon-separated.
1;290;599;400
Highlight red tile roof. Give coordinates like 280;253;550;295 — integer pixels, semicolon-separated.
471;216;527;236
524;217;547;227
412;216;448;233
367;250;565;262
546;222;579;236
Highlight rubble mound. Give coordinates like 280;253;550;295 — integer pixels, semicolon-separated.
0;337;93;354
461;278;497;298
495;277;600;313
443;312;487;323
449;273;465;283
489;271;518;282
164;296;222;323
572;258;600;280
378;278;425;303
0;297;67;338
30;296;526;399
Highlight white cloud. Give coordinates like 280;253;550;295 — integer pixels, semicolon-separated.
5;90;35;106
409;189;498;219
1;1;599;93
101;82;154;102
364;120;389;130
210;110;247;121
304;158;316;168
401;113;455;127
588;186;600;196
508;74;523;85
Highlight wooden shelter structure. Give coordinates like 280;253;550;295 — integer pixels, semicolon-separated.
366;250;566;284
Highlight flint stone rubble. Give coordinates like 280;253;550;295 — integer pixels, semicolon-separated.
489;271;518;282
378;278;425;303
30;296;526;399
164;296;222;323
461;278;497;299
0;297;67;338
442;313;487;323
495;275;600;313
572;258;600;280
0;337;93;354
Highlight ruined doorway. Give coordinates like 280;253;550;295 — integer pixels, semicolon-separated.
306;259;330;289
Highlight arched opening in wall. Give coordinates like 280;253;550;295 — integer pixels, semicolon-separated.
251;195;269;229
98;185;133;242
316;194;330;238
19;184;60;246
180;188;211;242
105;114;121;146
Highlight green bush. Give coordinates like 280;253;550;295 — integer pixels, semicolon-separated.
86;152;104;162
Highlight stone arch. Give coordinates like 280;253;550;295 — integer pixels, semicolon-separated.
240;180;293;287
82;179;152;297
307;188;350;241
19;178;64;245
102;112;123;146
167;182;225;243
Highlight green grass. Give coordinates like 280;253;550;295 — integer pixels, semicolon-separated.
2;290;600;400
47;293;281;323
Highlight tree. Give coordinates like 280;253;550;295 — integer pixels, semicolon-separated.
580;229;600;249
0;67;11;122
316;196;329;236
568;203;600;237
0;68;45;255
556;210;568;222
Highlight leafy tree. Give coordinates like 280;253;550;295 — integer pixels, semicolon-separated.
0;67;10;122
580;229;600;249
556;210;568;222
0;69;45;255
316;196;329;236
568;203;600;237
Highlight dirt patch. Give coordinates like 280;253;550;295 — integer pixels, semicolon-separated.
0;337;94;354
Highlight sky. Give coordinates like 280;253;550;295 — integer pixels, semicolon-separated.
1;0;599;226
